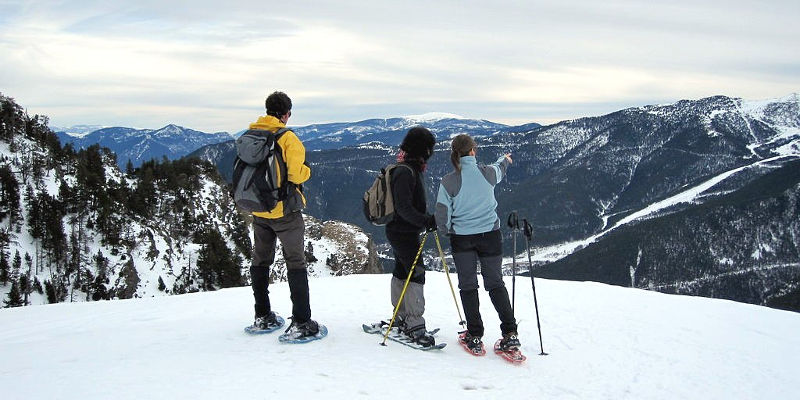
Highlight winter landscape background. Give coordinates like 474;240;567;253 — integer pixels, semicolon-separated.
3;1;799;398
2;89;800;397
3;90;800;309
2;89;799;398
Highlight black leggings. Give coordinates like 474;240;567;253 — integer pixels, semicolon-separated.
451;230;516;336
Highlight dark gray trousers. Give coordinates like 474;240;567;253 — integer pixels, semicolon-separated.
451;230;516;337
386;229;427;331
250;211;311;321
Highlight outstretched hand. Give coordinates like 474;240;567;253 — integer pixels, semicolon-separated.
504;153;513;164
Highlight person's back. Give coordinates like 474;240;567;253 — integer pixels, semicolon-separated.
435;134;520;356
382;127;438;348
244;91;323;342
439;155;504;235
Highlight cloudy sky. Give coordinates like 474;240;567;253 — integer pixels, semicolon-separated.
1;0;798;133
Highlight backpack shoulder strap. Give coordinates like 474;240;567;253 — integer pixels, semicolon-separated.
388;162;415;177
274;127;291;140
242;127;291;139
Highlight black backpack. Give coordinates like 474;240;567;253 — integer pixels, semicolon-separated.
232;128;290;213
362;163;414;226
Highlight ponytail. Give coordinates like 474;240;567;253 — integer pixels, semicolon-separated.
450;134;477;171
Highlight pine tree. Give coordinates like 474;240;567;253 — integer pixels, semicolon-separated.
0;165;21;225
25;184;43;240
90;250;109;301
196;228;242;290
13;250;21;272
24;252;33;276
8;249;19;282
76;144;107;211
13;250;24;302
18;275;30;305
3;280;23;308
43;279;66;304
0;251;8;284
33;276;43;295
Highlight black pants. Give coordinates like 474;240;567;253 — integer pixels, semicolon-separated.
451;230;516;337
250;211;311;322
386;229;426;285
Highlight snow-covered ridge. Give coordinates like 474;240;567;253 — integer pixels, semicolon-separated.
739;92;800;120
50;124;108;137
402;111;466;121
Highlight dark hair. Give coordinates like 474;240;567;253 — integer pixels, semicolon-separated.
400;126;436;161
265;91;292;118
450;134;476;171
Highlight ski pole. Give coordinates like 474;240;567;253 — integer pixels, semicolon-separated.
507;211;519;314
523;218;547;356
382;231;428;346
434;231;466;327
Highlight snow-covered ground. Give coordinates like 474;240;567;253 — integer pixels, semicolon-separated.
1;273;798;399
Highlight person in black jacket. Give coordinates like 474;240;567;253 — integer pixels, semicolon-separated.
386;126;438;347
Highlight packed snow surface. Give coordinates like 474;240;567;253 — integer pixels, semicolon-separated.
1;274;798;399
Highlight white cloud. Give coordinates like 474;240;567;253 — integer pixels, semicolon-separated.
0;0;798;132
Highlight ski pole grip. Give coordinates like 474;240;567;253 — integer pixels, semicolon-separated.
507;211;519;229
523;218;533;239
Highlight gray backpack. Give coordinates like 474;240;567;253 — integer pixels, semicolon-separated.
362;163;414;226
232;128;290;213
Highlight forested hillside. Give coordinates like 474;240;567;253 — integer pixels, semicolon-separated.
0;94;378;308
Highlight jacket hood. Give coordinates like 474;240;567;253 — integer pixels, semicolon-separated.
249;115;285;131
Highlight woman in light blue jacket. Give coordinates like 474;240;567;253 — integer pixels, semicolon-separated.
434;134;519;355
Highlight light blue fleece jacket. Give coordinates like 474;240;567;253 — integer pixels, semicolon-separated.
435;155;510;236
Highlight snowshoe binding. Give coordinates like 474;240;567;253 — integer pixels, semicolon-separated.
362;321;446;351
458;330;486;356
494;332;526;364
407;326;436;348
244;311;285;334
278;318;328;344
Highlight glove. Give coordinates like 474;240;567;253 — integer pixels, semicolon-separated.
425;215;437;232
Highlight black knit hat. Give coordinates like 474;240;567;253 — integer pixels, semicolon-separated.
265;91;292;118
400;126;436;160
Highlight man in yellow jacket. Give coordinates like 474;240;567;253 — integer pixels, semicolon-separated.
248;91;320;340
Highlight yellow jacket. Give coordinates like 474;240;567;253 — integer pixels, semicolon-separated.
249;115;311;219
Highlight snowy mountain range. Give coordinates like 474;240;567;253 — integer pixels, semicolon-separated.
291;113;518;151
54;114;525;170
248;94;799;311
20;92;800;312
2;273;799;399
54;124;233;168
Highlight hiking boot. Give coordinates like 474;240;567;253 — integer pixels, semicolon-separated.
459;330;484;353
407;327;436;348
498;331;521;351
283;318;320;340
253;311;281;330
390;317;407;333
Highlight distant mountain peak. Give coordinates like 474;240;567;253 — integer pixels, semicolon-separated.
51;124;107;138
402;112;466;121
56;124;233;168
